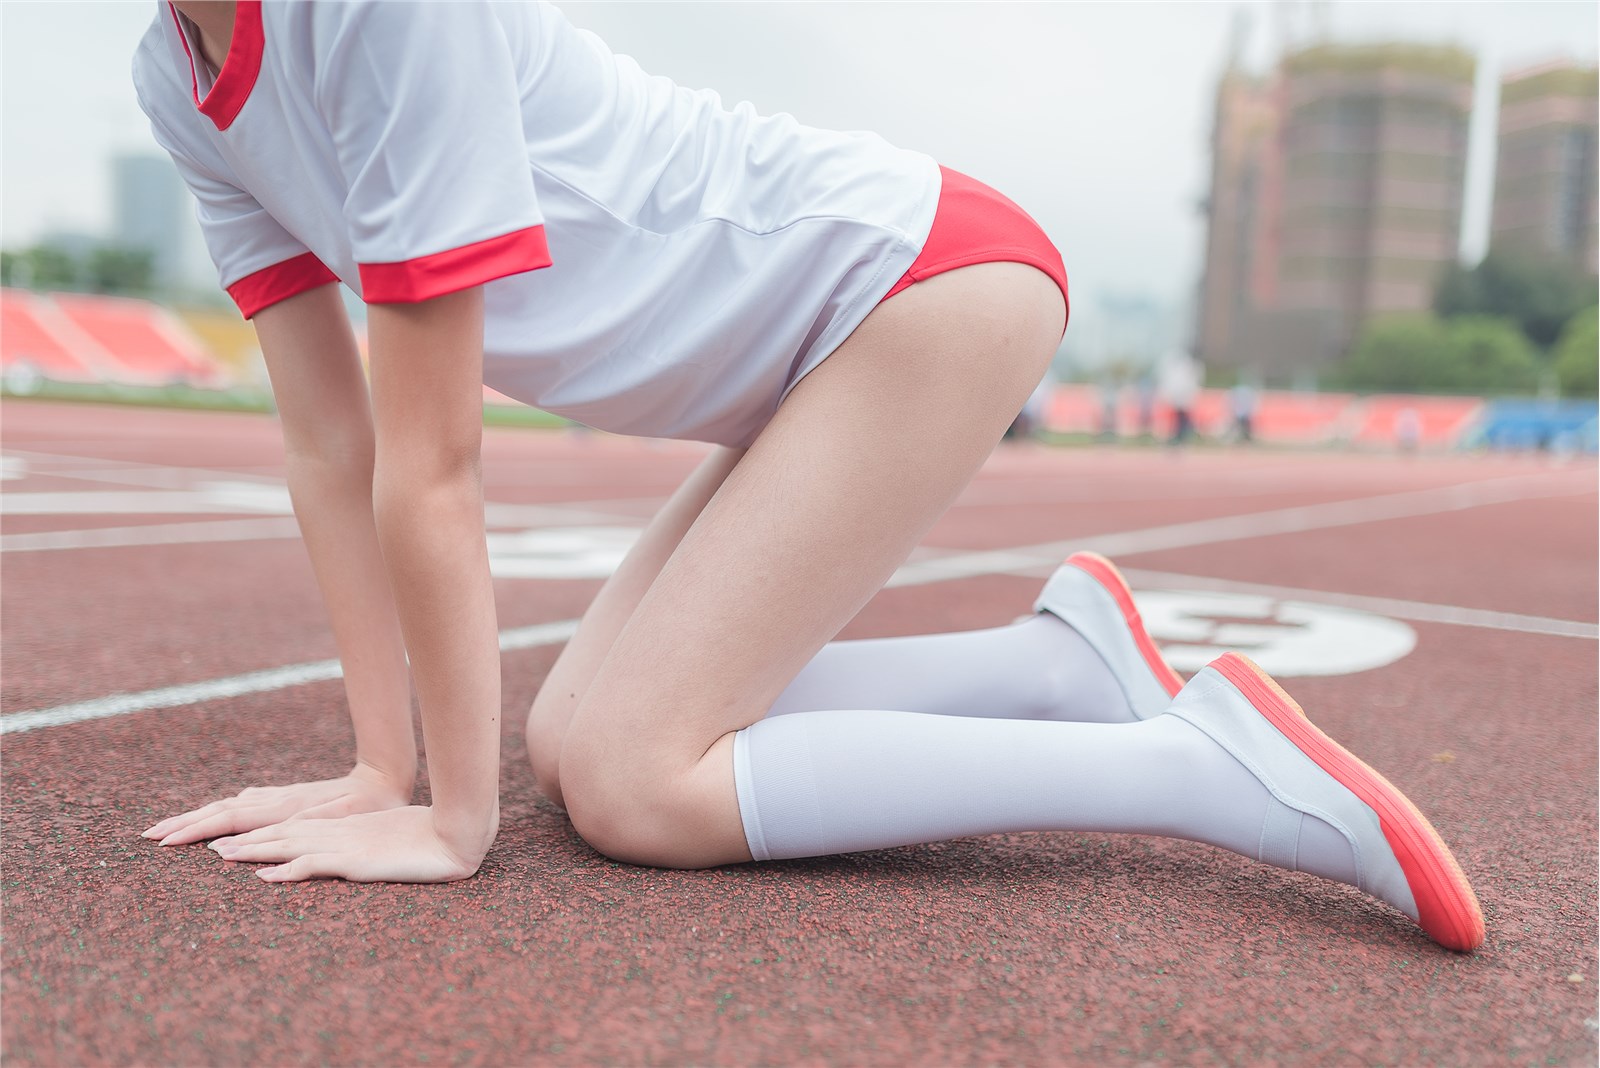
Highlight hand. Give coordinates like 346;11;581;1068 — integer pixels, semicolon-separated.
140;763;413;846
209;805;492;883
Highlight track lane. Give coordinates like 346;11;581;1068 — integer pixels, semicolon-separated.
3;400;1596;1066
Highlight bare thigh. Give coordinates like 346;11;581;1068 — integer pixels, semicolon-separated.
525;446;742;809
556;262;1067;868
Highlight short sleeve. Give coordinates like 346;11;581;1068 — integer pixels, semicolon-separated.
137;90;337;319
311;2;551;304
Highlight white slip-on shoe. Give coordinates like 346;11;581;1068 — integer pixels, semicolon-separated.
1167;653;1485;952
1034;551;1185;721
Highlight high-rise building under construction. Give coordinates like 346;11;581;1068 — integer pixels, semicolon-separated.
1196;43;1475;382
1491;61;1598;273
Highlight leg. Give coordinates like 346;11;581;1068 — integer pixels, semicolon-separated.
558;261;1067;866
525;445;743;809
541;263;1483;951
526;461;1148;807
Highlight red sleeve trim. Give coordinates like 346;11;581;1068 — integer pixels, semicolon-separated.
358;226;553;304
226;252;340;319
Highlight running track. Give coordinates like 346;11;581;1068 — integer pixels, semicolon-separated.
3;400;1596;1065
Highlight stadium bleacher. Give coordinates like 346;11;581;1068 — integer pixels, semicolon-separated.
0;288;102;382
1469;399;1600;452
1041;383;1585;451
1348;396;1484;450
2;285;1592;452
2;287;226;388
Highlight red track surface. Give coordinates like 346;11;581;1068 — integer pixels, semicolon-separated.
4;400;1597;1065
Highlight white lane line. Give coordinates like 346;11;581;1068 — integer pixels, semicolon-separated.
1118;568;1598;641
1;517;304;553
1074;472;1588;558
0;504;664;554
887;471;1590;589
2;448;287;488
0;620;579;736
0;490;290;516
5;468;1592;734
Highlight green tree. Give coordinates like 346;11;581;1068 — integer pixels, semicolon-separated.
1554;305;1599;397
1441;316;1540;393
1329;315;1452;392
1435;250;1597;349
85;245;155;295
20;245;79;290
1332;314;1539;394
0;250;17;287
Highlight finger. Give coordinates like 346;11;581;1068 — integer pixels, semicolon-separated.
289;797;360;822
212;815;348;851
143;797;241;838
215;838;323;864
258;854;343;883
158;806;284;847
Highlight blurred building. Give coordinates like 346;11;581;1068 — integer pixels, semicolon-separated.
112;153;189;290
1491;61;1598;273
1197;43;1476;384
1194;67;1278;371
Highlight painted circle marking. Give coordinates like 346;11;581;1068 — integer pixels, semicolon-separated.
1137;589;1416;678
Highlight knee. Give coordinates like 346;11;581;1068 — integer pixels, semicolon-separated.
524;704;568;812
558;738;705;869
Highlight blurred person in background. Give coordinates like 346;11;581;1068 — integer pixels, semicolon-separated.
1229;381;1257;444
1158;350;1201;446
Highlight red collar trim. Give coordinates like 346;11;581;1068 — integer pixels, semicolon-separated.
168;2;263;131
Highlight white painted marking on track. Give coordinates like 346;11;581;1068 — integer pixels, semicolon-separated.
487;526;641;579
0;620;579;736
5;453;1594;732
1133;591;1418;676
1120;568;1600;641
884;471;1591;591
0;449;662;552
0;517;304;553
0;489;289;516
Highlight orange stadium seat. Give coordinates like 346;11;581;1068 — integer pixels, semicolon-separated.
1;288;104;381
1248;391;1356;445
1349;396;1484;449
50;292;222;386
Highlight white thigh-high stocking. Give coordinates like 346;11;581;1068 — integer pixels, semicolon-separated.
766;615;1134;723
732;711;1358;885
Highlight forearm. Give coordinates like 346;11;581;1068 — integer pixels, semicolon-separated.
285;448;417;790
250;284;418;792
372;465;501;850
366;287;501;859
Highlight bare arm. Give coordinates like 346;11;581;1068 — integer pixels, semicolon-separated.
144;284;417;844
365;287;502;861
209;287;501;881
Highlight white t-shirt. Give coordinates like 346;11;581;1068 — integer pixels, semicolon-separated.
132;1;941;446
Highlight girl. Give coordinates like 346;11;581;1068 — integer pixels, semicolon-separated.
136;0;1482;952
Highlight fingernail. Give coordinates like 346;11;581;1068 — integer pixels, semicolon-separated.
158;834;179;847
257;868;280;881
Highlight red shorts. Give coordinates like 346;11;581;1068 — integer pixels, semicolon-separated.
879;165;1069;329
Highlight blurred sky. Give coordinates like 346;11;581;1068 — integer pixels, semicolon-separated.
2;1;1595;311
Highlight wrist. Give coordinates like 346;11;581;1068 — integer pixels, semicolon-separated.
350;757;416;800
430;800;499;865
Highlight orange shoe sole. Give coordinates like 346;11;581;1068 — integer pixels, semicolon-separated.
1213;652;1485;952
1065;551;1184;698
